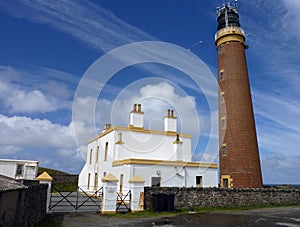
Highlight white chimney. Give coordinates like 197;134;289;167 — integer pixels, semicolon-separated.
164;109;177;132
173;134;183;161
102;123;111;133
129;104;144;128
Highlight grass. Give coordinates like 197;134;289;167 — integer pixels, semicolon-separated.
38;166;78;192
51;183;78;193
38;166;69;175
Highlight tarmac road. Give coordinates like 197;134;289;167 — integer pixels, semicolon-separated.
36;206;300;227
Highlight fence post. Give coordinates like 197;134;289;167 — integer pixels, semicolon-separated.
36;171;53;213
129;175;145;212
101;173;118;214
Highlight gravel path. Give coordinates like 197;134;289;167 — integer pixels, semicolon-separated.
36;206;300;226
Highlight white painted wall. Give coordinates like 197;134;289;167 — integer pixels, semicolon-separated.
133;164;218;188
115;130;191;162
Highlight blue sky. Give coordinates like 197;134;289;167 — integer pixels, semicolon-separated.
0;0;299;184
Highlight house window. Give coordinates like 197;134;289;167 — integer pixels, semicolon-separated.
93;173;98;190
87;173;91;190
222;144;227;156
119;174;123;194
196;176;203;188
16;164;23;176
220;70;224;80
89;149;93;164
220;92;225;103
104;142;108;161
96;146;99;163
151;177;161;187
103;172;106;177
221;117;226;129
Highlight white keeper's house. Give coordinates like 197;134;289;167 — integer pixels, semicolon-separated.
78;104;218;193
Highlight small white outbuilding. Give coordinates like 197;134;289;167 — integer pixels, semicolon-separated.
0;159;39;180
78;104;218;193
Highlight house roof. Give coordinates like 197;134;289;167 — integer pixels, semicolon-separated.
89;125;192;144
102;173;118;182
36;171;53;181
0;175;27;192
0;158;38;164
129;175;145;183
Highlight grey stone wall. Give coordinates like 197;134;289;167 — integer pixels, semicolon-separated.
0;183;48;227
144;187;300;210
52;174;78;184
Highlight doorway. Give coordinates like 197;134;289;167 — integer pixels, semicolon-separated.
196;176;203;187
151;177;161;187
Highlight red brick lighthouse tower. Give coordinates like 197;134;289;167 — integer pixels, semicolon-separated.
215;2;263;188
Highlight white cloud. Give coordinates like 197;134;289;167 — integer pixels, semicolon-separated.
0;113;86;172
0;114;75;148
110;82;199;132
239;1;300;183
261;152;300;184
0;145;22;155
253;90;300;134
41;80;73;99
282;0;300;42
8;89;56;113
0;0;155;52
0;66;71;113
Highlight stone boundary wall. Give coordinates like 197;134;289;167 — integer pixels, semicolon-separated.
0;182;48;227
144;187;300;210
52;174;78;185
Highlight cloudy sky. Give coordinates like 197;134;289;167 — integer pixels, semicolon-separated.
0;0;299;184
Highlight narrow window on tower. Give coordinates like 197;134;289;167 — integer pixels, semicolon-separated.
104;142;108;161
220;70;224;80
220;92;225;103
96;146;99;163
89;149;93;164
222;144;227;156
221;117;226;129
218;45;223;54
119;174;123;194
93;173;98;190
87;173;91;189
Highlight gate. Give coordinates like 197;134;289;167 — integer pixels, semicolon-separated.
49;185;103;213
116;190;131;213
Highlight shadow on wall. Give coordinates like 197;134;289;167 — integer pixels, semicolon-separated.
0;175;48;227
